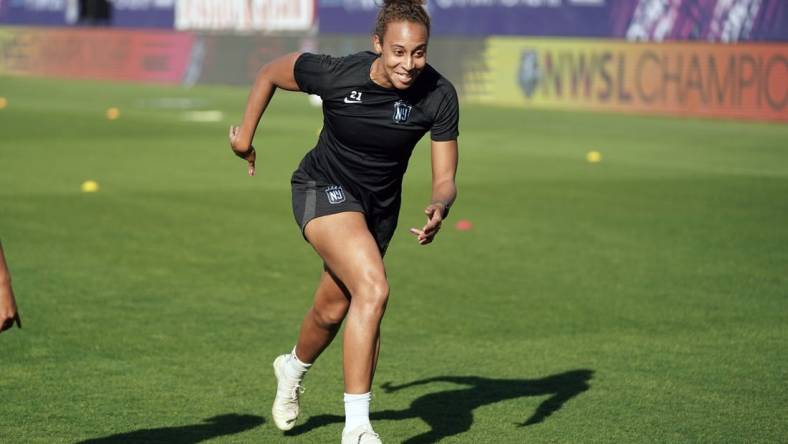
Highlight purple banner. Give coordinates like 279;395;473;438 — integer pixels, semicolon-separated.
430;0;628;38
113;0;174;29
317;0;788;42
619;0;787;42
317;0;377;35
317;0;630;37
0;0;72;26
0;0;174;28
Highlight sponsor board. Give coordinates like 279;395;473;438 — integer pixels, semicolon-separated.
0;26;194;83
470;38;787;122
316;0;787;41
0;0;175;28
316;0;377;34
175;0;315;32
113;0;175;29
622;0;786;42
0;0;72;26
427;0;627;38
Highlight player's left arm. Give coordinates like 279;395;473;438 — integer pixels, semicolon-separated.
409;139;458;245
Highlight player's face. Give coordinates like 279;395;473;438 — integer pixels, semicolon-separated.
373;20;428;90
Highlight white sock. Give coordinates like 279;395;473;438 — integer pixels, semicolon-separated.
284;346;311;380
343;392;372;433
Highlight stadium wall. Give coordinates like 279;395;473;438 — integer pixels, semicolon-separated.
0;26;483;92
1;0;787;122
0;26;785;122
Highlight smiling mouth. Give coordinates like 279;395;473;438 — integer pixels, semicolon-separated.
395;72;415;83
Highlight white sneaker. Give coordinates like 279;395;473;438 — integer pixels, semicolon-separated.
271;354;305;431
341;424;382;444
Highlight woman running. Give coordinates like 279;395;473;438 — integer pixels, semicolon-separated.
228;1;459;442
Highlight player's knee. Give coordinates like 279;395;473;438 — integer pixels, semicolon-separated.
351;280;389;318
313;302;348;328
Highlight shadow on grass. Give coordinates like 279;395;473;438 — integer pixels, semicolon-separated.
76;413;264;444
286;369;593;443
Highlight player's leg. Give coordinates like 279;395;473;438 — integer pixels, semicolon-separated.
272;269;351;431
294;268;351;363
304;211;388;442
305;211;388;393
276;173;370;432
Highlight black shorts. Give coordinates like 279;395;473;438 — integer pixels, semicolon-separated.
291;169;399;256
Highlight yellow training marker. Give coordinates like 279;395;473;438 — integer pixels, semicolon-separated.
0;97;7;109
586;150;602;163
106;107;120;120
81;180;100;193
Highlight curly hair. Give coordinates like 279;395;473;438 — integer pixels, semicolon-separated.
374;0;431;42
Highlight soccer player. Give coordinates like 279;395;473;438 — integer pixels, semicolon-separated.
228;1;458;442
0;241;22;334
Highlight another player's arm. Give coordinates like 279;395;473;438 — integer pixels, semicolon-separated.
229;52;303;175
410;139;458;245
0;241;22;334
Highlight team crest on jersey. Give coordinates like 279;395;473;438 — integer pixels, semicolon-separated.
393;100;412;124
325;185;346;204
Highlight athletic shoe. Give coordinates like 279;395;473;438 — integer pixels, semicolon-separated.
341;424;382;444
271;354;305;431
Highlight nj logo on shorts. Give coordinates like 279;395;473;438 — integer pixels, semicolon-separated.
325;185;346;204
393;100;412;124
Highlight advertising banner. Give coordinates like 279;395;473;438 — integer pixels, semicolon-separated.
429;0;629;38
113;0;175;29
0;0;174;28
0;27;195;83
0;0;73;26
175;0;315;32
317;0;787;41
316;0;377;35
317;0;636;37
470;37;788;122
621;0;786;42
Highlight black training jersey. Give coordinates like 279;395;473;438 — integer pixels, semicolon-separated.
293;51;459;212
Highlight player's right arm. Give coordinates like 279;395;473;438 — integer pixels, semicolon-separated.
229;52;303;175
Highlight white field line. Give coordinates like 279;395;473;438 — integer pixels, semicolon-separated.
181;110;224;122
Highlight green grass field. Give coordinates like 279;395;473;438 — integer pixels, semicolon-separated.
1;75;786;443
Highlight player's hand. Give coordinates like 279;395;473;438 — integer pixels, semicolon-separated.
228;125;256;176
409;202;446;245
0;283;21;334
